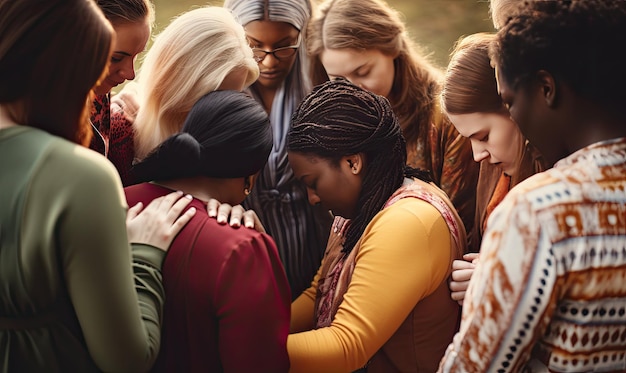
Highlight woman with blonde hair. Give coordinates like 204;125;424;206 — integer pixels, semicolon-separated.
307;0;479;239
109;5;259;185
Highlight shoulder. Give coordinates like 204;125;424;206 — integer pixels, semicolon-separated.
368;197;447;237
51;141;122;189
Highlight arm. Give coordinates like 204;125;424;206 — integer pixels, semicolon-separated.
214;233;291;373
287;198;453;372
290;266;320;333
438;192;555;372
36;146;172;371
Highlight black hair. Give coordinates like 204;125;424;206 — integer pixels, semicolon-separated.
288;78;431;253
490;0;626;113
132;90;272;182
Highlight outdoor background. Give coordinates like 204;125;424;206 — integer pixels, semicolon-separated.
116;0;495;93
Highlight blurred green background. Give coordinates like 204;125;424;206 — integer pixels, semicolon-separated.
116;0;494;93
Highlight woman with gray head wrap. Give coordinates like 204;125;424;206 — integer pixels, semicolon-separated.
223;0;332;300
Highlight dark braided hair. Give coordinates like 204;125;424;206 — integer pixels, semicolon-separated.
288;78;431;253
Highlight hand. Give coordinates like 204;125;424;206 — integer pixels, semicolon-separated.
111;83;140;123
206;199;266;234
126;191;196;251
450;252;480;305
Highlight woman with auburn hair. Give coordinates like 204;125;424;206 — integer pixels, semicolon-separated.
0;0;194;371
440;32;547;304
307;0;479;239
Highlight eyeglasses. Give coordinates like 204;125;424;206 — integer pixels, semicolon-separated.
249;34;301;63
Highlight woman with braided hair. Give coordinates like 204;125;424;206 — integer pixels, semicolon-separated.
307;0;479;241
287;79;465;372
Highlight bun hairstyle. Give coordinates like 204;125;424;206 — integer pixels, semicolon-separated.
132;90;272;182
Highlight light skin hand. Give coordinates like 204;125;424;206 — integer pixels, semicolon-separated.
450;252;480;305
206;199;267;234
111;85;140;123
126;191;196;251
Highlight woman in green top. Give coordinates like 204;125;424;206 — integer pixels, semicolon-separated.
0;1;195;371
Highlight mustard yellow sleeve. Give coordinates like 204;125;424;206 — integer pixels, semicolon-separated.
287;198;453;373
290;267;320;333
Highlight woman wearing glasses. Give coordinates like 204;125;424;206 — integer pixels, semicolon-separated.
224;0;333;300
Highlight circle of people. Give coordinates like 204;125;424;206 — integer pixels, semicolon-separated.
1;0;625;372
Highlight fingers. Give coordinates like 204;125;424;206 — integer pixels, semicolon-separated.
243;210;266;234
449;279;471;292
463;252;480;265
126;191;195;251
225;204;245;228
205;199;266;232
216;203;233;225
169;205;196;237
452;259;475;271
126;202;143;222
451;290;466;305
207;199;220;218
164;192;194;223
451;268;474;282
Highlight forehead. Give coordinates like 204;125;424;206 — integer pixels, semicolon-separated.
288;152;325;173
112;21;150;51
447;112;494;137
320;48;371;75
244;20;299;42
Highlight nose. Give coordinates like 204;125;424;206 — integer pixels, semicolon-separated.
119;60;136;81
260;53;280;68
306;188;321;206
471;141;490;163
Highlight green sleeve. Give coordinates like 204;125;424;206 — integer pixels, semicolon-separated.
27;142;165;372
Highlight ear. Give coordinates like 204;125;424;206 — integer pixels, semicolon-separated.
247;173;259;189
535;70;557;107
344;153;364;175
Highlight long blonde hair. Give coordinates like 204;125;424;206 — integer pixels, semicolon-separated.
307;0;442;145
133;6;259;159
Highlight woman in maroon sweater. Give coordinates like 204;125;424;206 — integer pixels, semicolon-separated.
125;90;290;373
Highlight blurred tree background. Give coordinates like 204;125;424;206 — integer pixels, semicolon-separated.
115;0;494;93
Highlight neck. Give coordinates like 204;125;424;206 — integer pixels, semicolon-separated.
151;177;243;206
0;105;17;129
252;83;277;113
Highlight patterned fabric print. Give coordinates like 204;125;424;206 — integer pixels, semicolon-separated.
438;137;626;373
107;103;136;186
89;93;110;156
314;217;350;329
